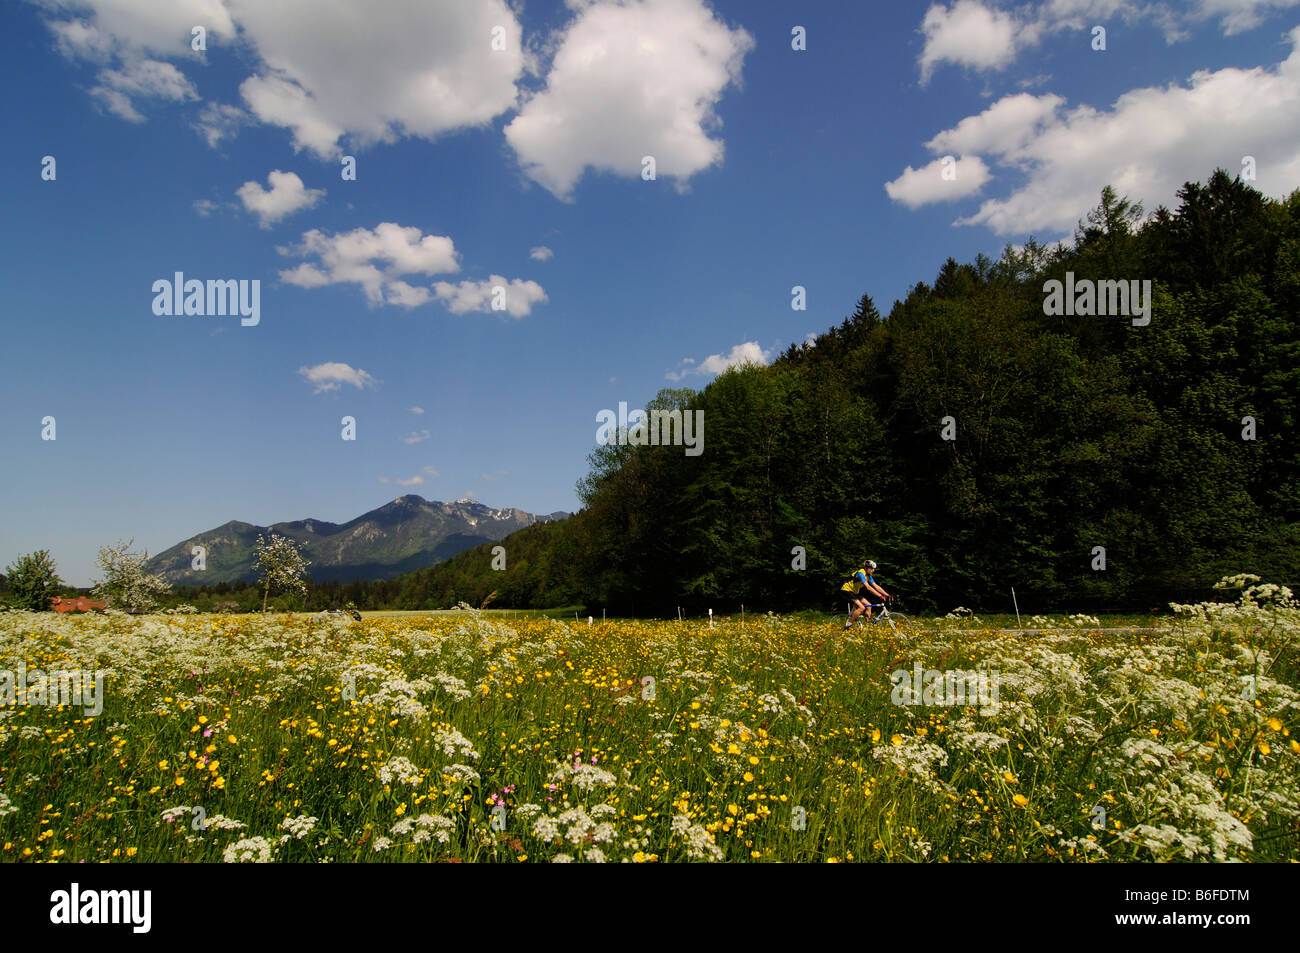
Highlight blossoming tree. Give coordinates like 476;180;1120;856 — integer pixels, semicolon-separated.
91;539;171;613
254;533;310;613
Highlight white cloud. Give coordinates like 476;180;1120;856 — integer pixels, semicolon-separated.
236;170;325;227
395;475;426;487
666;341;771;381
384;280;434;309
530;245;554;261
401;429;431;444
1198;0;1300;35
916;0;1300;81
883;155;992;207
297;362;378;394
409;406;425;415
278;223;460;306
193;102;248;147
38;0;233;120
36;0;524;152
192;198;218;217
279;224;541;315
228;0;525;156
37;0;236;56
432;275;548;317
504;0;754;199
422;465;439;476
47;18;114;61
919;1;1020;84
236;74;346;158
925;92;1065;154
90;58;197;120
891;26;1300;235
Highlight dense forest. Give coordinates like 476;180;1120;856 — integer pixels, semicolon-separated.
9;170;1298;616
386;171;1299;615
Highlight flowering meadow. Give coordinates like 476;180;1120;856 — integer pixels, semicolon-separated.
1;576;1296;863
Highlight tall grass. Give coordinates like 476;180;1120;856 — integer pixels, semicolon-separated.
0;577;1295;862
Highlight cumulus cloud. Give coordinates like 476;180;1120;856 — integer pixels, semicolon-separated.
278;223;544;315
401;429;431;444
529;245;554;261
38;0;233;119
227;0;525;156
47;17;116;61
237;170;325;227
919;0;1020;84
1198;0;1300;35
884;155;992;207
38;0;236;54
193;101;248;147
504;0;754;199
89;58;197;120
297;362;378;394
395;475;426;487
926;91;1066;154
917;0;1300;81
409;406;425;415
383;280;434;308
890;27;1300;235
432;276;548;317
38;0;756;205
36;0;523;151
666;341;771;381
278;223;460;306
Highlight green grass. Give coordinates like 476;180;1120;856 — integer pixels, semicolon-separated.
1;592;1294;863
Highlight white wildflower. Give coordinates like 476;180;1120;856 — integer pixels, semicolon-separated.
222;836;275;863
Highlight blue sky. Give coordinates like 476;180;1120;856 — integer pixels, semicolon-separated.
2;0;1298;585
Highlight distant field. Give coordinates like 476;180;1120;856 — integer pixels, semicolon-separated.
360;607;583;620
359;608;1162;629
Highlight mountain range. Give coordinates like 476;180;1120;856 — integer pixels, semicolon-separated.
147;496;568;585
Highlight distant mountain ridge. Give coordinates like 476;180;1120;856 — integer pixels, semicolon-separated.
148;496;568;585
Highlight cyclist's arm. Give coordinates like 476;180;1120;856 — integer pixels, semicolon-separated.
867;580;889;600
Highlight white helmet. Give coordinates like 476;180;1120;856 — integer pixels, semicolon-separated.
864;560;877;570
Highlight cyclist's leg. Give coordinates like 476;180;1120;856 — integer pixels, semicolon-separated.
843;594;865;629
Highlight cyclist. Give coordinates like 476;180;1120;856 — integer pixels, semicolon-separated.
839;560;892;629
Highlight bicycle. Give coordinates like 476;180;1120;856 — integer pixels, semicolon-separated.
855;600;911;630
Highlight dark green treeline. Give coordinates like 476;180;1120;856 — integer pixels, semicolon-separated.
175;171;1300;615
